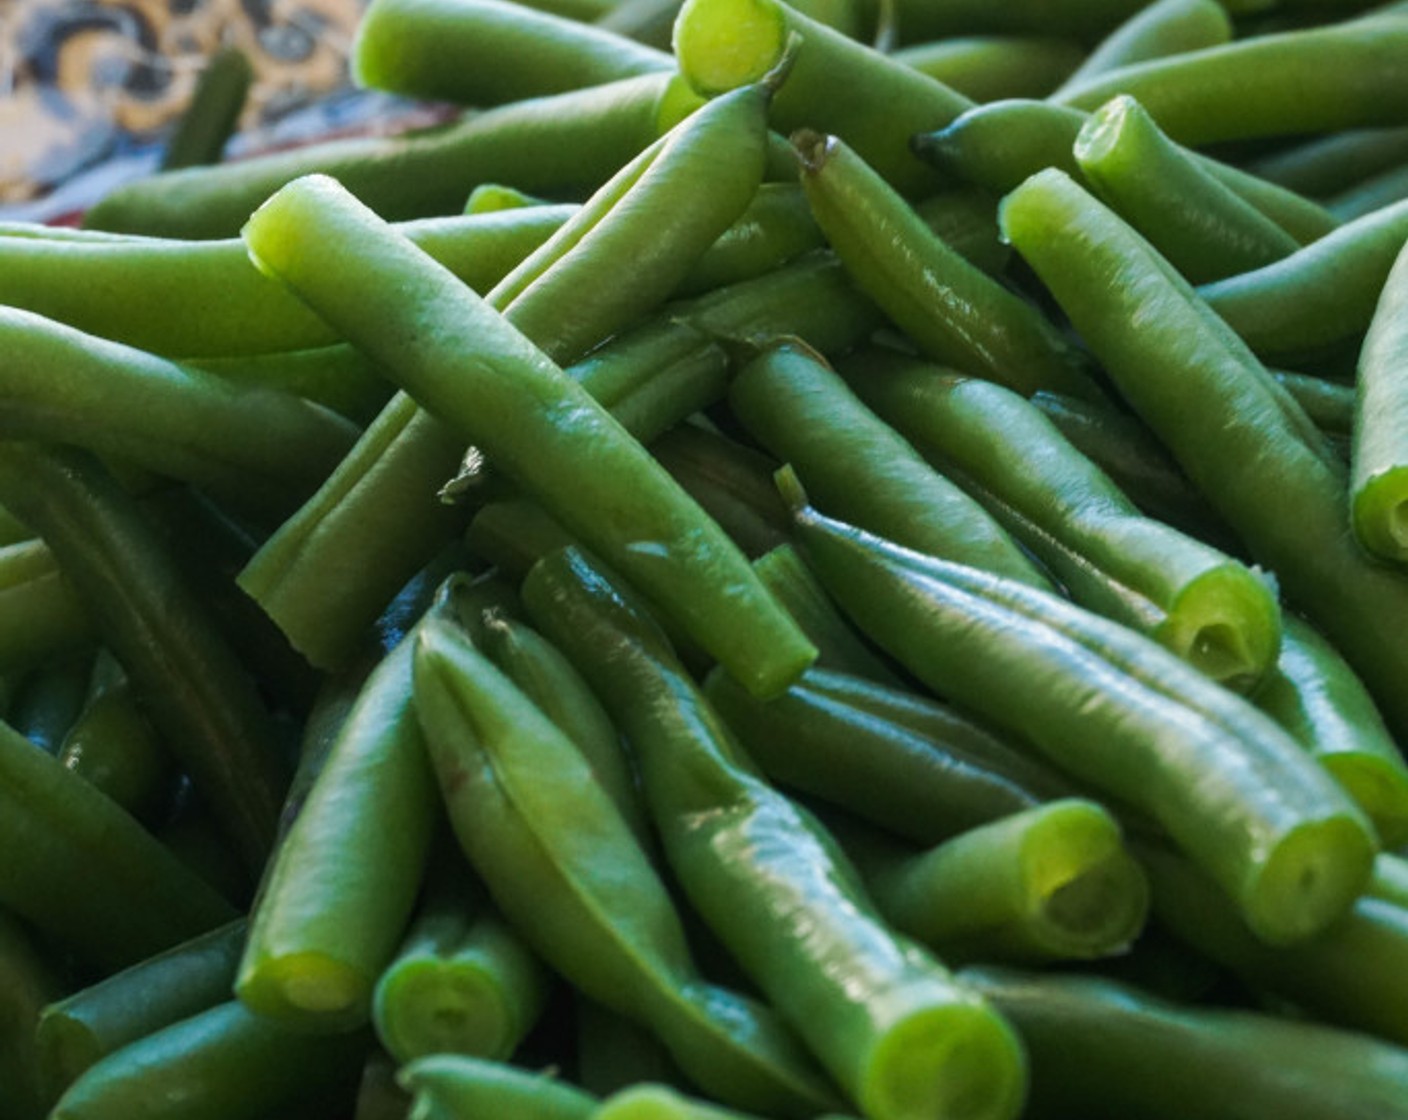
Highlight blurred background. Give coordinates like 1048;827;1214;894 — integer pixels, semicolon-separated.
0;0;436;221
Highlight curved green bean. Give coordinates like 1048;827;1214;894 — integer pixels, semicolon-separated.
399;1056;597;1120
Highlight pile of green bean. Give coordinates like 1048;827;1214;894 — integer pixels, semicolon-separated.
6;0;1408;1117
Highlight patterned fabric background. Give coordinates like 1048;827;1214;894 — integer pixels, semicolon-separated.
0;0;423;218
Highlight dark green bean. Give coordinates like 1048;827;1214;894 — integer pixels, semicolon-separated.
0;910;62;1120
399;1056;597;1120
159;47;252;171
1246;126;1408;199
0;444;286;877
36;919;247;1102
57;678;173;822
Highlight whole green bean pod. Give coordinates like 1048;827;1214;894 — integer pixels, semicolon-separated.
673;0;974;195
913;98;1339;245
244;168;815;699
36;919;247;1102
1350;239;1408;562
1000;169;1408;739
1199;196;1408;362
790;499;1377;945
0;209;573;360
410;617;841;1116
399;1056;596;1120
0;716;236;971
840;352;1282;690
1073;95;1300;283
0;309;359;520
832;801;1149;964
372;865;549;1064
524;549;1029;1120
1145;846;1408;1049
48;1002;368;1120
792;136;1105;401
705;666;1068;846
353;0;671;107
1049;0;1232;101
0;910;62;1120
891;37;1083;103
0;444;286;877
83;72;681;239
964;965;1408;1120
1054;16;1408;144
730;342;1055;587
237;631;438;1031
1255;615;1408;847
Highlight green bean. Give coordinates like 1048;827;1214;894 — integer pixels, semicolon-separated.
0;209;574;360
0;910;63;1120
651;425;791;561
355;1055;411;1120
1054;17;1408;144
83;72;681;239
372;865;549;1064
841;351;1282;689
353;0;671;107
1145;845;1408;1049
1351;239;1408;561
914;98;1339;244
1028;391;1229;542
730;342;1056;586
673;0;974;195
790;497;1377;945
1327;159;1408;222
411;616;840;1116
159;47;252;171
884;0;1155;44
36;919;247;1102
48;1002;368;1120
752;545;905;685
0;444;286;876
1002;169;1408;739
466;501;579;580
834;800;1149;963
891;37;1083;102
57;678;172;821
1050;0;1232;101
966;965;1408;1120
672;184;824;298
594;1083;827;1120
236;83;796;677
1271;370;1355;436
399;1056;597;1120
1371;852;1408;909
1200;196;1408;362
796;136;1104;401
911;188;1010;277
1255;615;1408;847
705;666;1067;846
189;345;391;426
1247;126;1408;198
523;548;1028;1120
1074;95;1300;283
478;611;646;842
0;308;361;519
0;714;236;971
237;632;437;1030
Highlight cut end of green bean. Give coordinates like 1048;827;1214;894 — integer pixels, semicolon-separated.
673;0;786;97
35;1013;101;1104
790;128;834;175
1021;802;1149;959
1322;754;1408;850
1157;565;1281;693
1071;94;1139;167
375;960;515;1064
1351;471;1408;564
1245;815;1376;946
237;952;367;1027
859;1001;1027;1120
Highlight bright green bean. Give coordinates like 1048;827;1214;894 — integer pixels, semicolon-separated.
400;1056;597;1120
